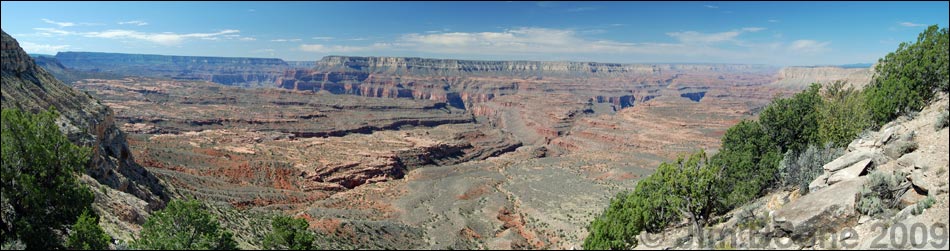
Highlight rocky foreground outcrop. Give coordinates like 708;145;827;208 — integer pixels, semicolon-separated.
2;30;167;240
54;51;294;87
634;93;949;250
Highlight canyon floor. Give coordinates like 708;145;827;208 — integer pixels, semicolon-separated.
68;71;794;249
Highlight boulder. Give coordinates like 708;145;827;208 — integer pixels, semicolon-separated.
876;127;896;146
909;171;932;194
847;138;876;152
895;151;924;169
823;149;881;172
884;139;917;159
898;189;926;207
772;178;865;243
826;159;872;185
808;173;829;192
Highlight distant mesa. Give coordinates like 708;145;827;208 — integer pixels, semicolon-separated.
52;51;305;88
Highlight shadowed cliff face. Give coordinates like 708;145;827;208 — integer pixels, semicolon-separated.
1;30;167;208
278;56;781;111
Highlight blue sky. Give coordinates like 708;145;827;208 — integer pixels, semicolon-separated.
1;1;947;66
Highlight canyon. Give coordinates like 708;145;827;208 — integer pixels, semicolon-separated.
15;49;881;249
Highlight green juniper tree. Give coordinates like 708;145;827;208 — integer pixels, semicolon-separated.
262;215;315;250
1;108;95;249
66;210;112;250
133;199;238;250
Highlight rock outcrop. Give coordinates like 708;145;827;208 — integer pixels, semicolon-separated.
54;51;291;87
631;93;948;250
278;56;780;112
2;30;168;240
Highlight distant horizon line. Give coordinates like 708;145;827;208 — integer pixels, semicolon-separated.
30;51;873;68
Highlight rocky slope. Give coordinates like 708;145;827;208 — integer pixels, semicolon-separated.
54;51;291;87
634;94;949;250
1;30;168;241
770;66;874;89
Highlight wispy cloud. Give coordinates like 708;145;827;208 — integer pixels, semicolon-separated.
566;6;599;12
29;27;245;46
293;26;832;65
311;36;335;40
789;39;830;54
898;22;926;27
270;38;302;42
118;20;149;26
396;28;689;56
536;1;556;8
42;18;75;27
19;41;70;54
33;27;74;36
704;5;719;9
666;27;764;44
84;29;241;45
768;19;780;23
299;43;391;53
27;28;247;46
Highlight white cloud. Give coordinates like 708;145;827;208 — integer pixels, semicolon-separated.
898;22;926;27
19;41;70;54
33;27;75;36
566;6;599;12
270;38;302;42
666;27;764;44
667;30;739;43
118;20;149;26
83;29;241;45
41;18;75;27
394;28;693;56
789;39;830;54
536;1;556;8
299;43;391;53
768;19;780;23
26;26;247;46
741;27;765;32
704;5;718;9
312;36;335;40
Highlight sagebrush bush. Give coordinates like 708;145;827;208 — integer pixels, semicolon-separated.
777;144;844;195
857;171;907;217
937;107;949;131
912;195;936;215
735;206;767;231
